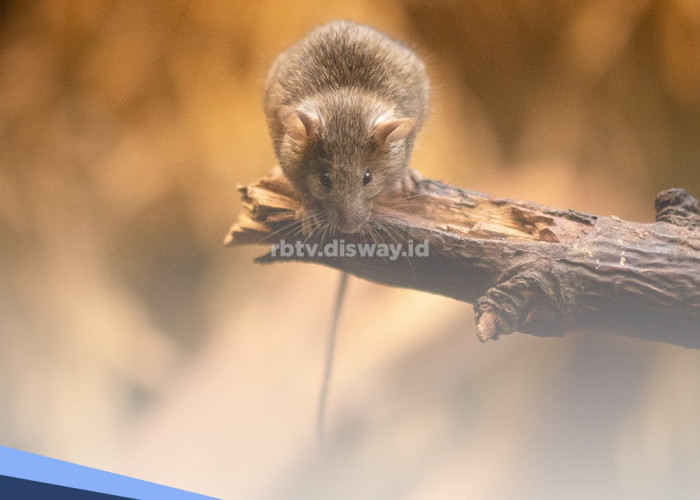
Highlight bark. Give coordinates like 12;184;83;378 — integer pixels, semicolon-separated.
225;168;700;348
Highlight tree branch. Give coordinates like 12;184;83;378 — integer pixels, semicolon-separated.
225;168;700;348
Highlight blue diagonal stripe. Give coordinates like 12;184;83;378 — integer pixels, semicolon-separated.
0;446;220;500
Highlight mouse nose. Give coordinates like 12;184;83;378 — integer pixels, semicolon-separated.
337;211;365;234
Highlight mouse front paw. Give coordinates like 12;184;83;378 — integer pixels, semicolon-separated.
393;168;423;196
294;206;318;236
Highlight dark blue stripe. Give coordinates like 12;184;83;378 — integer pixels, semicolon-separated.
0;474;135;499
0;446;219;499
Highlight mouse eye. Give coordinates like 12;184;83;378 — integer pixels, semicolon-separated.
363;170;372;186
320;172;332;189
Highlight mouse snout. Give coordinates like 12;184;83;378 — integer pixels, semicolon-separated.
334;207;368;234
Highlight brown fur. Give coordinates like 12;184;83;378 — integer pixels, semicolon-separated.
264;20;429;233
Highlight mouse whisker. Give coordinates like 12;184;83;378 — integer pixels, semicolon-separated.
257;216;303;245
365;220;383;246
320;220;332;247
362;220;377;243
404;250;416;277
318;215;332;241
359;225;368;245
373;217;416;276
303;215;324;245
370;215;404;248
372;223;390;246
399;191;429;201
369;226;379;245
307;209;329;241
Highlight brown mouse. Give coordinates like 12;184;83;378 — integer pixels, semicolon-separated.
264;20;429;234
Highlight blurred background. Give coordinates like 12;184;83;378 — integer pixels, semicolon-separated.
1;1;699;499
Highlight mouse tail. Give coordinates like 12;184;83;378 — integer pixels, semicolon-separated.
316;271;349;444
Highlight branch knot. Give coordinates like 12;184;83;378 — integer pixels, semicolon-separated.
655;188;699;227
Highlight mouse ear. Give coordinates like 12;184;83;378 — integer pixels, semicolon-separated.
373;117;417;145
278;106;318;142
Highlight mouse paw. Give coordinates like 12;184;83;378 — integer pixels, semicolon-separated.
294;206;317;236
393;168;423;196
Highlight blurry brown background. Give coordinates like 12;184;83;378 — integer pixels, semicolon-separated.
1;1;699;499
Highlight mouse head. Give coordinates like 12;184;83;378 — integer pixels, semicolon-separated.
276;93;418;234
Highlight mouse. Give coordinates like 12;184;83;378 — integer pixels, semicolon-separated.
264;19;430;235
263;20;430;442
